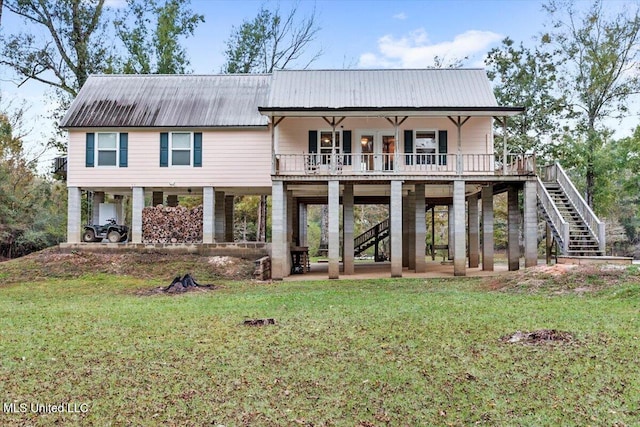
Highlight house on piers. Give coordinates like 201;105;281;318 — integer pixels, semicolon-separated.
60;68;605;279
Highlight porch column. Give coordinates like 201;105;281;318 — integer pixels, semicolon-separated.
202;187;215;244
225;195;235;242
507;186;520;271
292;196;299;245
67;187;81;243
91;192;104;224
407;190;416;270
414;183;427;273
328;180;340;279
402;193;410;268
468;195;479;268
271;181;288;280
131;187;144;244
390;180;403;277
287;190;295;245
299;203;308;247
448;204;454;260
215;191;225;242
453;180;466;276
343;183;355;275
524;180;538;267
482;185;494;271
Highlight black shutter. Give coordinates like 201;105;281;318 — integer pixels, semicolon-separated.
160;133;169;167
404;130;413;165
193;132;202;167
119;133;128;167
85;133;95;167
343;130;352;165
308;130;317;153
438;130;448;166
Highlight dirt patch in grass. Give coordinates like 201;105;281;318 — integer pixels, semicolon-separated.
0;247;256;284
501;329;575;345
484;263;639;294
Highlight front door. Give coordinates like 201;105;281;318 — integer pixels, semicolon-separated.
358;131;396;172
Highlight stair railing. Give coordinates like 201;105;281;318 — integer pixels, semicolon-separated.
536;176;570;254
554;162;605;253
354;218;389;253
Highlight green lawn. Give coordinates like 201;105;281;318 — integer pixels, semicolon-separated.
0;271;639;426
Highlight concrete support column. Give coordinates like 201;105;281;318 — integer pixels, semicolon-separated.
287;191;295;245
468;195;479;268
271;181;288;280
402;194;410;268
390;180;403;277
524;180;538;267
453;180;466;276
448;204;454;260
299;203;308;247
408;190;416;270
132;187;144;244
225;195;234;242
92;192;105;224
507;186;520;271
202;187;215;244
482;185;494;271
214;191;225;242
414;184;427;273
343;183;355;275
67;187;82;243
328;180;340;279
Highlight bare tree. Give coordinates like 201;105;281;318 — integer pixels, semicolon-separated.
222;2;322;73
222;2;322;242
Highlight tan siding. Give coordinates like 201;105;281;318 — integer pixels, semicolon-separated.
68;129;271;188
277;117;492;155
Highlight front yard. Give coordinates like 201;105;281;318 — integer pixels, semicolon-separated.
0;253;639;426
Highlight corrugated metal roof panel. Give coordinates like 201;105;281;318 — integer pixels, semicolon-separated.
265;69;498;109
60;74;271;128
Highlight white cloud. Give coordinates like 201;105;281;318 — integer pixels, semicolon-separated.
359;28;502;68
393;12;407;20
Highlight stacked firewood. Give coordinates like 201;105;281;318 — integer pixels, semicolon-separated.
142;205;203;244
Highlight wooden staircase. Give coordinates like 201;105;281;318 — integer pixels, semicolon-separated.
354;218;389;260
537;163;605;256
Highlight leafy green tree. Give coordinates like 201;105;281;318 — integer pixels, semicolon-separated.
0;100;66;258
485;37;567;156
115;0;204;74
543;0;640;209
0;0;114;96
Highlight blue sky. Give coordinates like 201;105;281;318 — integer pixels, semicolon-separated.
0;0;633;167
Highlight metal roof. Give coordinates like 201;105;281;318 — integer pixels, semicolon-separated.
261;69;517;114
60;74;271;128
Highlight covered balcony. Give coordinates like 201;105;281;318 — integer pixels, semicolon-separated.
274;152;536;176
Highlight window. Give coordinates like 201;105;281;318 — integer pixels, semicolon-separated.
319;131;340;164
97;133;118;166
170;132;192;166
415;130;437;165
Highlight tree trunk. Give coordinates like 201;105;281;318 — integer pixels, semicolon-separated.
257;195;267;242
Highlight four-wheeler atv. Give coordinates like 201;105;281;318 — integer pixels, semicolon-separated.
83;218;129;243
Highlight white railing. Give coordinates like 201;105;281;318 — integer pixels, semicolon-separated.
275;153;534;176
551;162;605;253
536;176;570;253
